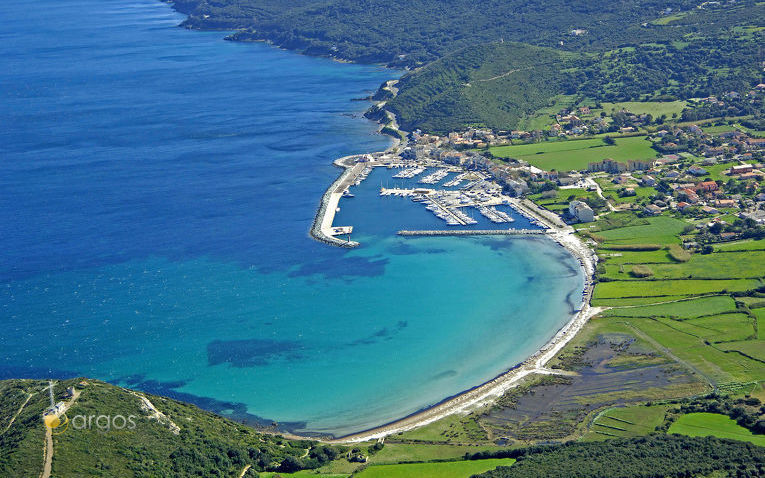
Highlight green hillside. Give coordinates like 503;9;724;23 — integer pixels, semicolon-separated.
0;378;339;477
386;42;570;133
385;25;762;133
174;0;708;67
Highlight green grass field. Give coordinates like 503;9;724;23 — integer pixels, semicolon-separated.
355;458;516;478
591;295;698;307
490;136;657;171
683;313;755;342
259;473;348;478
598;249;676;265
395;413;487;443
602;251;765;280
702;124;738;134
716;340;765;362
593;279;759;299
714;240;765;252
668;413;765;446
756;308;765;340
583;405;669;441
625;317;765;383
596;216;687;245
368;444;504;465
601;296;737;318
700;162;737;182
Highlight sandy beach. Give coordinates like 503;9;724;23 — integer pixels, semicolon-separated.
308;83;600;444
329;211;599;443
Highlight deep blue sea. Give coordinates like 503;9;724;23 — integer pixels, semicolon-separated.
0;0;584;435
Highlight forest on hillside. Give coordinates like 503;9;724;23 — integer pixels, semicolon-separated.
172;0;708;67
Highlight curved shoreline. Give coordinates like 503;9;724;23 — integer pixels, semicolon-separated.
329;222;598;443
303;81;599;443
305;153;599;442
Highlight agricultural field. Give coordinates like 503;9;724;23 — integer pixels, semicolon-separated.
591;295;698;307
594;215;687;245
714;240;765;252
737;296;765;307
756;309;765;340
354;458;516;478
490;136;657;172
716;340;765;362
259;473;348;478
368;443;504;465
582;405;670;441
601;250;765;280
600;296;737;318
668;413;765;447
598;249;677;265
616;316;765;384
393;413;488;443
592;278;759;299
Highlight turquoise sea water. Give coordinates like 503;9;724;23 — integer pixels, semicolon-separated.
0;0;584;436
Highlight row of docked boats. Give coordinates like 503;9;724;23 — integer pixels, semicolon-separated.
392;167;425;179
353;166;373;186
419;169;449;184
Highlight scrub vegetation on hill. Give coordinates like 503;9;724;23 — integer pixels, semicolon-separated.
172;0;719;68
386;42;569;133
0;378;343;477
386;29;762;132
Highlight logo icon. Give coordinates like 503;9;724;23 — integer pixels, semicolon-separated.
43;412;69;435
42;380;69;435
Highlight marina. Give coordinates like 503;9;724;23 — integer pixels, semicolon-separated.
311;149;548;245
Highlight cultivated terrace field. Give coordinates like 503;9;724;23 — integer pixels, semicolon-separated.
490;136;657;172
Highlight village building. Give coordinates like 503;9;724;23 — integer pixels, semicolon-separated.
695;181;718;193
568;200;594;223
643;204;662;216
730;164;754;175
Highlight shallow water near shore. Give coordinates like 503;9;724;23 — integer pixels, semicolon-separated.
0;0;584;435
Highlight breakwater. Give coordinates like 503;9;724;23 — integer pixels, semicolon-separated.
309;156;365;248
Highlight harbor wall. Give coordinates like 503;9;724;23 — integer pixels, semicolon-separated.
309;156;362;248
